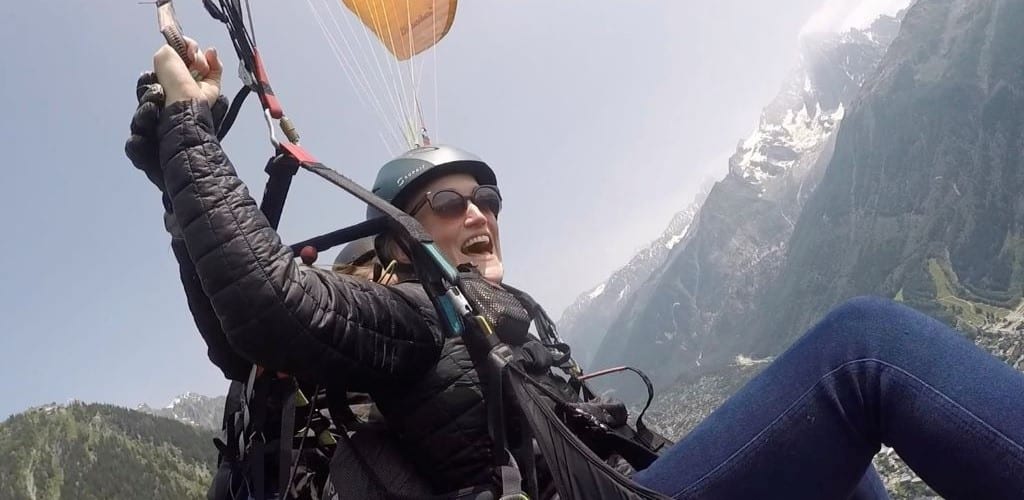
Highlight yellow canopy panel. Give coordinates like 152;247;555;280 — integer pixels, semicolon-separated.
342;0;458;61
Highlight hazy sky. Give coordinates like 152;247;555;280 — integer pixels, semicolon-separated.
0;0;903;418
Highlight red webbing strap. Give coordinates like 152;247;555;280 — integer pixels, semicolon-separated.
278;142;317;164
251;50;283;119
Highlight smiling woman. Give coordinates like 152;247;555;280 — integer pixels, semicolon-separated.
368;146;505;283
118;0;1024;498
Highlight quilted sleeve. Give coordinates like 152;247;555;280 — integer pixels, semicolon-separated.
157;99;442;390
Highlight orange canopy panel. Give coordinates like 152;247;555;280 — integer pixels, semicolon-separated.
341;0;458;61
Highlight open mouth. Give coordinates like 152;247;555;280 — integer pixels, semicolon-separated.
461;234;494;255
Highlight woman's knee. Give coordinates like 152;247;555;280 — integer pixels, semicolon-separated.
803;295;933;356
825;295;906;327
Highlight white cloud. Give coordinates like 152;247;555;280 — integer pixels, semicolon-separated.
801;0;912;35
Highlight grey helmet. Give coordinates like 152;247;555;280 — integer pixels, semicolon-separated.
333;236;377;266
367;144;497;219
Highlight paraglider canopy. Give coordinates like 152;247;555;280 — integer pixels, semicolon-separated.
341;0;457;61
305;0;459;152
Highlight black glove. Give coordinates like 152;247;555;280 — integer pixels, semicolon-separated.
125;71;167;191
124;72;229;194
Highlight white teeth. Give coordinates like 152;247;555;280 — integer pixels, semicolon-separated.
462;235;491;253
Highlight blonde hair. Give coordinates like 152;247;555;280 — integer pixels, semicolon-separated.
332;251;398;285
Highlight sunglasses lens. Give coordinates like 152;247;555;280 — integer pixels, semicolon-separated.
474;186;502;215
430;190;468;217
424;186;502;218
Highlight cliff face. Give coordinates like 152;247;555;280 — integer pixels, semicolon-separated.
752;0;1024;356
590;15;901;389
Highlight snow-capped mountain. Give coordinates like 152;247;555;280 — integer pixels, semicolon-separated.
136;392;225;430
588;13;901;392
731;14;900;190
557;201;701;368
749;0;1024;357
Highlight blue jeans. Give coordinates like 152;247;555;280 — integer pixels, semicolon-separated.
632;296;1024;499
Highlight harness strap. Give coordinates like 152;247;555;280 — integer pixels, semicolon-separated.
277;381;298;498
216;85;250;141
287;217;388;256
504;286;583;375
511;413;538;500
483;343;514;490
239;365;257;462
578;366;670;453
260;153;300;230
497;454;527;500
246;374;270;500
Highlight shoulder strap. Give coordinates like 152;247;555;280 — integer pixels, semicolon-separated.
503;285;593;398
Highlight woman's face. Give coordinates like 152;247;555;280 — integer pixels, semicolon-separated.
406;173;504;283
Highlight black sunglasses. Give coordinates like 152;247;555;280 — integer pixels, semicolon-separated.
409;185;503;218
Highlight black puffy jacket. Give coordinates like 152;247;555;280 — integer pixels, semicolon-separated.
157;99;541;491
